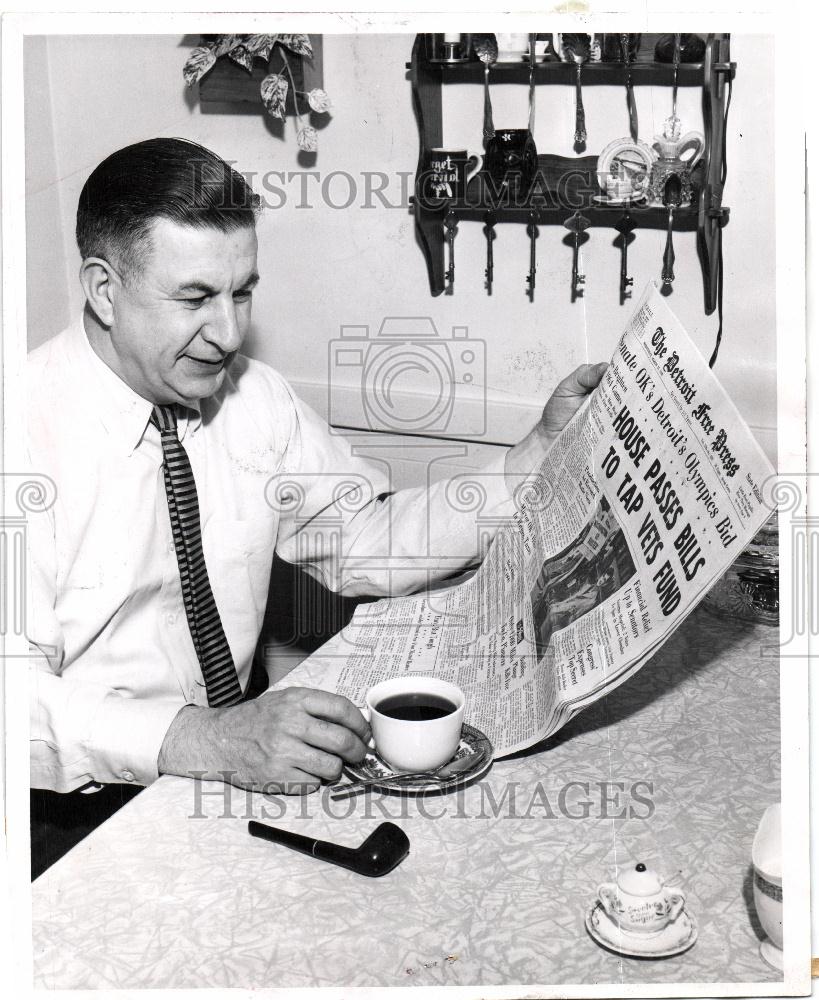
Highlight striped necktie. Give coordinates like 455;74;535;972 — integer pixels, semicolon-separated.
152;404;243;707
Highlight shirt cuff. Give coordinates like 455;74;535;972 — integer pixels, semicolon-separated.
88;695;185;786
469;448;518;519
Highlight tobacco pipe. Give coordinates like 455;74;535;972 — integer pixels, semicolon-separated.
248;820;410;878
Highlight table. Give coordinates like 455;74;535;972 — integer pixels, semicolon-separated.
31;608;781;991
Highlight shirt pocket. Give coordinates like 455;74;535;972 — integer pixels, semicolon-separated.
202;517;274;666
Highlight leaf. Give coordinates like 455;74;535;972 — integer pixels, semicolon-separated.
183;45;217;87
278;33;313;57
306;88;332;113
245;33;277;61
297;125;318;152
260;72;288;119
212;34;243;57
228;45;255;72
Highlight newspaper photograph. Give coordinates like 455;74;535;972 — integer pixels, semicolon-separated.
283;282;776;757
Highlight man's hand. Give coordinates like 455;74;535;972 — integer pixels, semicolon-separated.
538;362;609;438
505;362;608;484
157;688;371;794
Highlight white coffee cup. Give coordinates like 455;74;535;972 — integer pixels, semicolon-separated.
364;677;465;773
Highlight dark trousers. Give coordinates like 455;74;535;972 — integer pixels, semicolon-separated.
30;659;270;880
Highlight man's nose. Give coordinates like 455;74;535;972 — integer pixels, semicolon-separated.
204;299;244;353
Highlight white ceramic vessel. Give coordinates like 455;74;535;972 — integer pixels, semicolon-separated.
752;802;783;971
495;33;529;61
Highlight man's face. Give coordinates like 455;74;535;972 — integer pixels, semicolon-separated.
105;218;259;406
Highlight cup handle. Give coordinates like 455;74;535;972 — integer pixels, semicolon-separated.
359;705;375;748
466;153;483;185
598;883;619;917
667;890;686;922
678;132;705;168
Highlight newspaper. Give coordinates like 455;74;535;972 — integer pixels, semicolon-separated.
280;283;776;758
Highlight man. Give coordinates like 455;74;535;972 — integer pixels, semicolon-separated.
28;138;605;823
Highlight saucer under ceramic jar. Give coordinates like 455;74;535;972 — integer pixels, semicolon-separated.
585;900;698;958
587;861;697;958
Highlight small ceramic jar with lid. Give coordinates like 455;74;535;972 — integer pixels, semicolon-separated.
597;862;686;935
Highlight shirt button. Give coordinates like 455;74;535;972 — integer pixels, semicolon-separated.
121;770;135;782
167;613;177;626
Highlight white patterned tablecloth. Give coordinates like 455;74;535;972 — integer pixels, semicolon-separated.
32;608;781;991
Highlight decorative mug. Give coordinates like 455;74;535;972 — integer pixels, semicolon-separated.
484;129;538;201
600;33;641;62
752;802;783;970
532;36;554;61
419;148;483;207
654;33;706;64
606;175;637;200
495;32;529;60
597;137;656;203
598;862;686;935
554;33;600;63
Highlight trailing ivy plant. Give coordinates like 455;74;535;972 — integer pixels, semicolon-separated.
184;34;332;152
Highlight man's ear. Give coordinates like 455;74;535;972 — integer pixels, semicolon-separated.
79;257;119;327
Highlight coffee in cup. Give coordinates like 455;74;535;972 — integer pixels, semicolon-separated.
364;677;465;773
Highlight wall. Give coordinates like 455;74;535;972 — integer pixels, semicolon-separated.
25;32;776;466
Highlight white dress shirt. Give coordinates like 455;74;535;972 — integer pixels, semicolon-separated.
27;315;514;792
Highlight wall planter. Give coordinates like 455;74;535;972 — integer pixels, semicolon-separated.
185;34;328;151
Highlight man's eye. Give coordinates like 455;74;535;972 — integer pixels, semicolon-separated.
182;296;208;307
234;289;253;301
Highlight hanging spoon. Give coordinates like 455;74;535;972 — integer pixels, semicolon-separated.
661;174;682;288
665;32;682;139
621;33;638;141
473;34;498;145
561;33;590;151
444;208;458;293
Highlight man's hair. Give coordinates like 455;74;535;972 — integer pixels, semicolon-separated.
76;137;260;278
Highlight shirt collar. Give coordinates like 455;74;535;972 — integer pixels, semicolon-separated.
69;314;203;455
